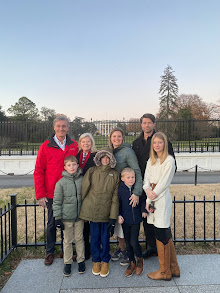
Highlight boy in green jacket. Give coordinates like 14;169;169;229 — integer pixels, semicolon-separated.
80;148;120;278
53;156;85;277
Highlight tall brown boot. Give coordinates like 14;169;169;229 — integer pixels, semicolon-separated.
169;239;180;277
136;257;143;275
148;240;172;281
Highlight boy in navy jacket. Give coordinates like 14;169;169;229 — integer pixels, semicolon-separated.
118;168;143;277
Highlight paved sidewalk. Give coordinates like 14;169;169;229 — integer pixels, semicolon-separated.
2;254;220;292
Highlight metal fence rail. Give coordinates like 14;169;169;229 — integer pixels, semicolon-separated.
1;119;220;154
1;194;220;265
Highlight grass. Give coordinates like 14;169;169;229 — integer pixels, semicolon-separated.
0;184;220;289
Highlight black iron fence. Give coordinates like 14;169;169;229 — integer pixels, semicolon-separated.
1;194;219;265
0;119;220;154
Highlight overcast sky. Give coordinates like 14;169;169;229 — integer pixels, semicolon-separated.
0;0;219;120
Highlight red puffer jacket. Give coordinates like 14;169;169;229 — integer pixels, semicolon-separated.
34;134;78;200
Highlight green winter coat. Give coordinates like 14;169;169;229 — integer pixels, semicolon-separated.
80;165;120;222
113;143;143;196
53;168;83;222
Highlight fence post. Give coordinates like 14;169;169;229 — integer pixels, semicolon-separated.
195;165;198;186
11;194;17;248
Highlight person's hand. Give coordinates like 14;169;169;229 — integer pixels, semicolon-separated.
146;189;158;201
146;202;154;213
118;215;124;224
38;197;48;209
142;212;148;218
106;219;116;237
129;194;139;207
55;219;64;230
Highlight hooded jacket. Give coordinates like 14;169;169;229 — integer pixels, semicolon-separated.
34;134;78;200
53;168;83;222
118;181;142;225
79;148;120;222
112;143;142;197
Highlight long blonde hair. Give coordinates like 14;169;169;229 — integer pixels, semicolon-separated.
150;132;168;165
78;133;97;153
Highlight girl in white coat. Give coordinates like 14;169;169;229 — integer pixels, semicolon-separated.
143;132;180;281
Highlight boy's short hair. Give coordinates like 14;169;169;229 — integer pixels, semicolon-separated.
64;156;78;165
121;167;135;177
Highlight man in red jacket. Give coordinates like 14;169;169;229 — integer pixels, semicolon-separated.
34;116;78;265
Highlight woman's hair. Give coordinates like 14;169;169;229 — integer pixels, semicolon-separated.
78;133;97;153
150;132;168;165
108;127;125;148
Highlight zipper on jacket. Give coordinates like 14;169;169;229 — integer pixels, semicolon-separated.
129;187;135;224
74;180;78;220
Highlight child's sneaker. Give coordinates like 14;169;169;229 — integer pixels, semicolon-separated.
120;251;129;266
78;261;86;274
111;248;122;261
100;262;109;277
92;262;101;275
63;264;72;277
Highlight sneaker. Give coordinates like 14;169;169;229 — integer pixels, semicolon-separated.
63;264;72;277
78;261;86;274
111;248;122;261
44;253;54;266
120;251;129;266
92;262;101;276
100;262;109;277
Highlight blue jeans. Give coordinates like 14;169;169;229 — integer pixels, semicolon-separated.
90;222;111;263
122;223;142;261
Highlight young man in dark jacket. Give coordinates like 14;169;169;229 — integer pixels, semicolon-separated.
132;113;176;259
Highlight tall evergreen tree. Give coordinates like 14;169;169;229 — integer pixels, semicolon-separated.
158;65;178;119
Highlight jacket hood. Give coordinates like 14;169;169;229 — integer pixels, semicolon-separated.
62;167;83;179
94;147;116;168
120;181;134;191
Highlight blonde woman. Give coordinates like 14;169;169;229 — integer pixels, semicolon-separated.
143;132;180;281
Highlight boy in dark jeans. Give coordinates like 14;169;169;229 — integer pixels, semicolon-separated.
118;167;143;277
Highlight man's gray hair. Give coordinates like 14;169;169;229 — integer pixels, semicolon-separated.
53;115;70;126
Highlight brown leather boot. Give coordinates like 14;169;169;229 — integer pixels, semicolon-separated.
136;257;143;275
148;240;172;281
169;239;180;277
124;261;136;277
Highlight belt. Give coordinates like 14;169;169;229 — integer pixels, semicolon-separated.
150;183;157;190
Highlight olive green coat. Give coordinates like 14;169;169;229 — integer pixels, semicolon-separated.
79;165;120;222
53;168;83;222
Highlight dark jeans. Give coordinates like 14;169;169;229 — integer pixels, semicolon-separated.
143;218;157;250
90;222;111;263
154;227;172;245
46;198;56;254
83;221;90;259
122;223;142;261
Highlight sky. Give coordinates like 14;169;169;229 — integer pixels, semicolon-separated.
0;0;220;121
